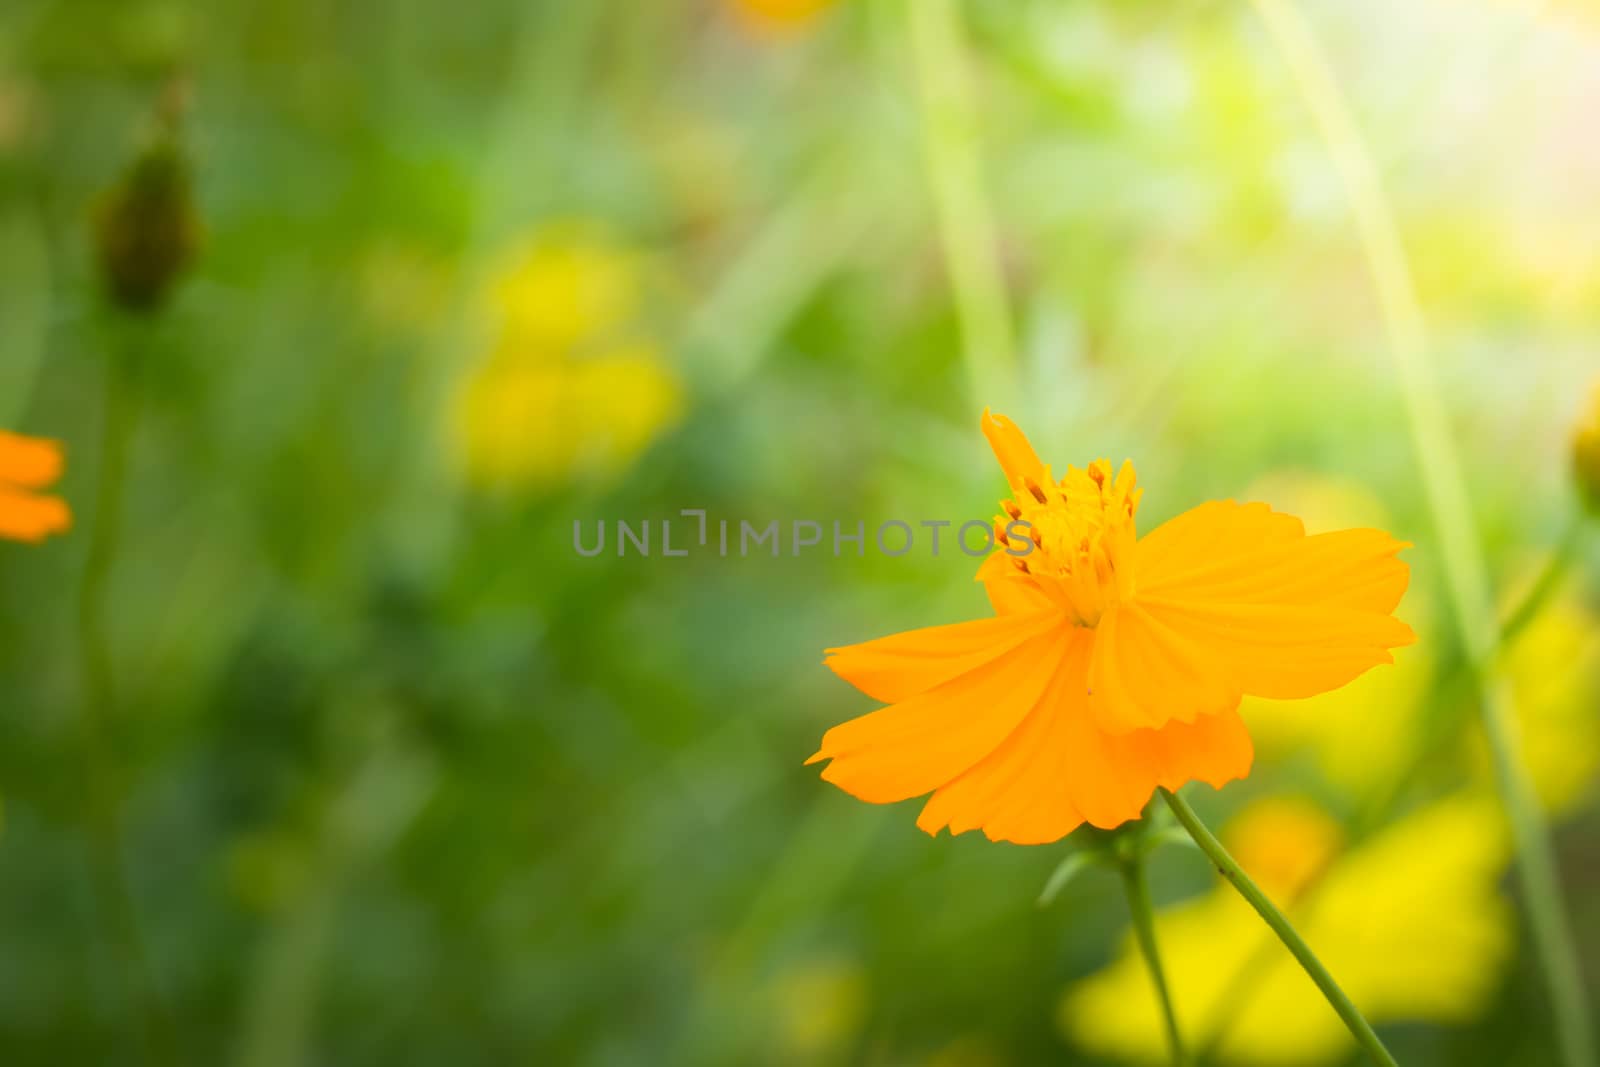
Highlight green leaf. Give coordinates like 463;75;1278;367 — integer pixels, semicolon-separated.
1037;851;1093;907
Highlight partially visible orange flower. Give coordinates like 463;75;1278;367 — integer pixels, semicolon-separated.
808;412;1414;844
730;0;838;35
0;431;70;543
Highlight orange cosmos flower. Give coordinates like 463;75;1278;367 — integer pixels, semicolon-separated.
808;412;1415;844
0;431;71;543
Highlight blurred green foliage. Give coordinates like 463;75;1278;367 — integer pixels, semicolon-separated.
0;0;1597;1064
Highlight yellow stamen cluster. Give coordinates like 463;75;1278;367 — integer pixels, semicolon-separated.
995;458;1142;627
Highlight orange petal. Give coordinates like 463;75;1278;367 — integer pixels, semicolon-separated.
1134;596;1414;700
1140;502;1409;615
974;550;1057;616
810;621;1072;804
1085;500;1415;729
1086;599;1242;733
824;608;1062;704
981;409;1047;492
1137;500;1302;581
1128;705;1255;795
918;631;1254;842
0;432;64;489
0;487;72;542
916;630;1093;842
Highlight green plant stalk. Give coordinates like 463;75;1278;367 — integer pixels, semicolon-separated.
1498;512;1585;650
1247;3;1595;1065
1160;788;1397;1067
1118;855;1188;1067
905;0;1017;410
77;339;179;1066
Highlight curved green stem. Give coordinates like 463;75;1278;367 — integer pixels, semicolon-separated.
77;337;179;1066
1117;854;1188;1067
1247;3;1595;1064
1160;788;1397;1067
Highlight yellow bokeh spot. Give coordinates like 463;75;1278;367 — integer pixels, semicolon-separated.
767;956;868;1059
454;343;682;492
455;225;684;492
1481;587;1600;815
491;228;639;353
1224;797;1343;901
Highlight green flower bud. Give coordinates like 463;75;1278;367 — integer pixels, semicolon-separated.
92;134;200;312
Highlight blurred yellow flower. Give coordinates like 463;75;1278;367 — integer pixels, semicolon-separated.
766;956;868;1059
455;344;682;490
1223;796;1343;901
1483;588;1600;814
0;431;71;543
1060;797;1511;1066
491;228;639;354
455;226;683;491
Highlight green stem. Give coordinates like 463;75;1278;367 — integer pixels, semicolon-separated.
905;0;1017;410
1498;512;1584;651
77;339;179;1066
1159;788;1397;1067
1248;3;1595;1064
1117;855;1188;1067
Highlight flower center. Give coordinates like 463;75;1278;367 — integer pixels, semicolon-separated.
995;458;1141;627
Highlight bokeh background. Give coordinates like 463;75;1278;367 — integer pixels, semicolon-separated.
1;0;1598;1064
